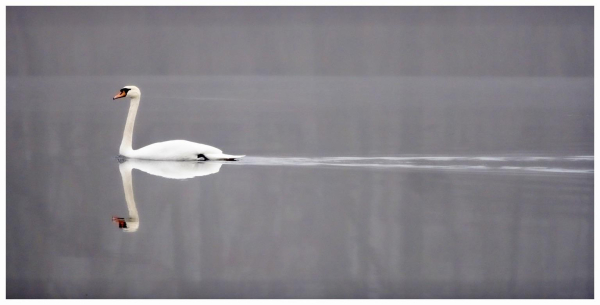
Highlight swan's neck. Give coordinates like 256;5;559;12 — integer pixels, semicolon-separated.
120;96;140;155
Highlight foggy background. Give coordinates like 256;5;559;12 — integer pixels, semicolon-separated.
6;6;594;299
7;6;593;77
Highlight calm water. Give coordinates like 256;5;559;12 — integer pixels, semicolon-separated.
6;76;593;298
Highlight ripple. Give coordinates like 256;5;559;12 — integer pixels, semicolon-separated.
231;155;593;175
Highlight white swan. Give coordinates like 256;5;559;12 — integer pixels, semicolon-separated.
112;159;223;232
113;86;244;161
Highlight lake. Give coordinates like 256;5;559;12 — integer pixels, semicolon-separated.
6;75;593;298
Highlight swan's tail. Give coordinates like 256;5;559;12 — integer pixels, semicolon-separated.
204;153;245;161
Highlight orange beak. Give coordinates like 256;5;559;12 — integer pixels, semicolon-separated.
113;91;127;100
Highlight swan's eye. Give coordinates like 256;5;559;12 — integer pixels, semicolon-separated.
120;88;131;95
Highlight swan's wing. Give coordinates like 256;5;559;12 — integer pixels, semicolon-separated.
132;140;223;161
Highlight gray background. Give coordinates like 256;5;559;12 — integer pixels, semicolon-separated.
7;7;593;77
6;7;594;298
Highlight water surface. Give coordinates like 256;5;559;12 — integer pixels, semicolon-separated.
6;76;593;298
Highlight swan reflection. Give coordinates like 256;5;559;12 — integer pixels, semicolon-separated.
112;158;223;232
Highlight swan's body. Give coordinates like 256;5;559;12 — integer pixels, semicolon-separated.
114;86;244;161
122;139;236;161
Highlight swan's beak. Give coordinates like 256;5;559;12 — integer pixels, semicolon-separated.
113;91;127;100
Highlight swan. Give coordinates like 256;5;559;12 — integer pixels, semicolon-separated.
113;86;244;161
112;158;223;232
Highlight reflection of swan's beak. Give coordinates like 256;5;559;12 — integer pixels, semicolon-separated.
112;216;127;228
113;91;126;100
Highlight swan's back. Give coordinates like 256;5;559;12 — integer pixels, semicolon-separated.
131;140;223;161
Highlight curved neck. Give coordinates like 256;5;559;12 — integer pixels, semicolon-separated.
120;96;140;155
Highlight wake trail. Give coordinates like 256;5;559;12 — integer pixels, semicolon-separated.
227;155;594;175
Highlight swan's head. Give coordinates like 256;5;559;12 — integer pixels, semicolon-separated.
113;85;141;100
112;216;139;233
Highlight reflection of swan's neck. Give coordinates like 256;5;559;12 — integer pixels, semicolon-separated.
119;163;139;232
120;96;140;156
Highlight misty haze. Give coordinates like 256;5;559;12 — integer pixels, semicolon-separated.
6;7;593;298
